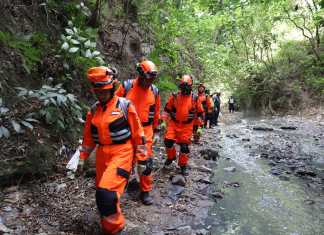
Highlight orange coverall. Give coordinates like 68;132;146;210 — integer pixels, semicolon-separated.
80;95;147;234
164;92;204;167
116;78;160;192
193;93;207;143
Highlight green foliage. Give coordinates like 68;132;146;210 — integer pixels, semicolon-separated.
0;98;38;139
0;31;49;73
135;0;323;112
16;84;83;136
59;15;105;78
156;75;178;92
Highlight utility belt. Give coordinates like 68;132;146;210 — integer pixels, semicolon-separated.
141;120;153;127
171;117;193;124
97;139;129;146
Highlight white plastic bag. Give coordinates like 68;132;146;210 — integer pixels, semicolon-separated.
66;147;80;172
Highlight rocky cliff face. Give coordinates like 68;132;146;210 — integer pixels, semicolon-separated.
0;0;149;186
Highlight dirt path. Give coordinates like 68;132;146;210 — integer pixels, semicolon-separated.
0;123;222;235
1;112;323;235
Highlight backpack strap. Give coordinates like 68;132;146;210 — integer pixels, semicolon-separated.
150;84;159;99
117;97;130;121
192;94;198;102
90;101;99;115
122;79;134;97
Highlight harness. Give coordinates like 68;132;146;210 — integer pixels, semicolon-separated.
167;93;198;124
90;98;131;145
122;79;159;126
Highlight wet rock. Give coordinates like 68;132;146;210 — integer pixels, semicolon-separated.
270;167;283;176
198;178;212;184
172;174;186;186
195;165;213;174
168;185;185;200
268;161;277;166
224;181;240;188
280;126;297;130
260;153;269;158
166;224;190;231
200;149;219;161
253;126;274;131
295;168;317;177
279;175;290;181
211;191;224;199
304;199;315;205
195;228;209;235
224;167;236;172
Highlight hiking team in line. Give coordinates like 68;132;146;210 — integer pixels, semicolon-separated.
77;59;230;234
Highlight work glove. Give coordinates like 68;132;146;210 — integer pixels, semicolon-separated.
153;133;160;144
160;121;167;130
197;127;203;135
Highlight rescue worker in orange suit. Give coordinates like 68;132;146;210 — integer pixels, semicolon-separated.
193;83;207;144
204;89;214;128
78;66;148;235
116;60;160;205
163;75;204;175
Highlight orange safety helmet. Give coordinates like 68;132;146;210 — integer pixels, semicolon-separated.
136;60;158;79
180;74;193;86
87;66;117;90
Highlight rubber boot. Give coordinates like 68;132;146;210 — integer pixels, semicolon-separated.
139;191;153;205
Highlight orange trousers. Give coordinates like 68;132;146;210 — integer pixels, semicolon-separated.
165;120;193;144
95;140;133;234
164;120;193;167
139;125;153;192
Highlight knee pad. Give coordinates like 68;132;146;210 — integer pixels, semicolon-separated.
179;143;190;154
164;138;175;148
96;188;118;217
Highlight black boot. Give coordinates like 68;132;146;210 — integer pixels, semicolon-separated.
139;191;153;205
180;166;188;176
164;158;174;166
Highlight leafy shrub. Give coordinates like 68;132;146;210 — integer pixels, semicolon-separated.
16;84;83;135
156;75;178;92
0;31;49;73
0;98;38;139
59;21;105;75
